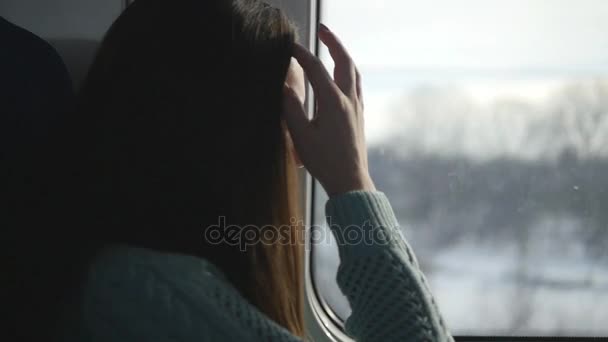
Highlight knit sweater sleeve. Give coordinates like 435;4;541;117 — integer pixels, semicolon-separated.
325;191;454;342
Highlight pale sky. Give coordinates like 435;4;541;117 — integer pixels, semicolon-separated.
319;0;608;158
321;0;608;70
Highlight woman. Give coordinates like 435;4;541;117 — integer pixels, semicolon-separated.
32;0;453;341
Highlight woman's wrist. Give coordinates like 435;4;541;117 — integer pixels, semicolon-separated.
325;172;376;198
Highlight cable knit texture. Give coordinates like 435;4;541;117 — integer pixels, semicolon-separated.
76;191;453;341
326;191;453;342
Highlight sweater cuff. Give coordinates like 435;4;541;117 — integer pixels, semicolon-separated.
326;190;398;229
325;191;401;258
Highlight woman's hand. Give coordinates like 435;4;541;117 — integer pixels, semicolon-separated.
283;24;376;197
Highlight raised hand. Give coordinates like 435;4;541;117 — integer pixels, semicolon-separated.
283;24;375;197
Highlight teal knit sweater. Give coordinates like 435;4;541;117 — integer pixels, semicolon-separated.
77;191;453;341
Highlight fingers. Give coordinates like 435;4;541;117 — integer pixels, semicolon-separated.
318;24;357;100
282;85;311;142
292;44;338;99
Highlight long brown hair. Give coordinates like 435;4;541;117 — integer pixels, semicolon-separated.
25;0;304;338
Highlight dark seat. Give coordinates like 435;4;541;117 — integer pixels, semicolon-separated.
1;16;75;341
0;16;74;158
1;14;75;238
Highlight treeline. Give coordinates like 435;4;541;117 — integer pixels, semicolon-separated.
368;148;608;260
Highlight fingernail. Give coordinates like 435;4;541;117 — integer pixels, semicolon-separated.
319;23;330;32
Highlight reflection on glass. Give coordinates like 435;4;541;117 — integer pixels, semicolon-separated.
312;0;608;336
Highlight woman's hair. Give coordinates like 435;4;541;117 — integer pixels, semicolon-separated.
13;0;305;338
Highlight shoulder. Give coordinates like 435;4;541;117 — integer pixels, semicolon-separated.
80;245;253;341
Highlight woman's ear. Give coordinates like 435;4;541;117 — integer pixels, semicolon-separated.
284;126;303;168
284;58;306;168
286;58;306;104
292;145;303;169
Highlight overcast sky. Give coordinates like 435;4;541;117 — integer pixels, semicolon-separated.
321;0;608;70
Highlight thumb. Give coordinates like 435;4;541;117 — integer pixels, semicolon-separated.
282;85;311;142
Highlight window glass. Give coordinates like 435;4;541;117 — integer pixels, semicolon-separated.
312;0;608;336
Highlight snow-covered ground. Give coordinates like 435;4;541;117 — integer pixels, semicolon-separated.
312;216;608;336
428;241;608;335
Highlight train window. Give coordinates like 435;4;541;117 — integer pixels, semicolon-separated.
310;0;608;338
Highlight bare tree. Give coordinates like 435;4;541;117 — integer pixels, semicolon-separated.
549;80;608;158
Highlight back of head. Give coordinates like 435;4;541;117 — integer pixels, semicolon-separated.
45;0;304;337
